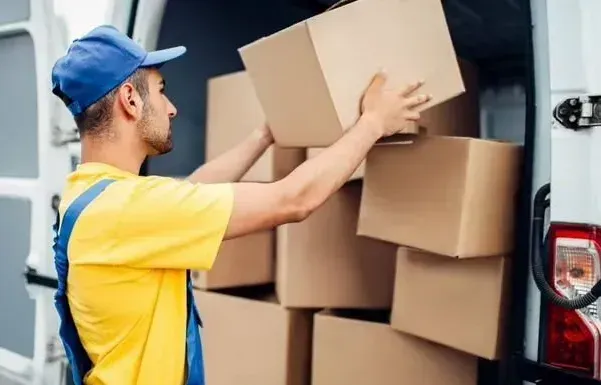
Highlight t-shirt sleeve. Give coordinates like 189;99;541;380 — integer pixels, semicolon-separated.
98;176;233;270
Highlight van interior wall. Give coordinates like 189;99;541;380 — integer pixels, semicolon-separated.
146;0;317;176
146;0;529;177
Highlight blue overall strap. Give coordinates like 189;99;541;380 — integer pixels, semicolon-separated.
185;270;205;385
53;179;116;385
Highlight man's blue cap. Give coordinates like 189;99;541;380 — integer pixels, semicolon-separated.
51;25;186;116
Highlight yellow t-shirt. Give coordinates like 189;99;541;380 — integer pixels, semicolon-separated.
58;162;233;385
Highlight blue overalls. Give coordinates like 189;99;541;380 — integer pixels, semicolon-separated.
52;179;205;385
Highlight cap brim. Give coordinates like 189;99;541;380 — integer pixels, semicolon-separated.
141;46;187;67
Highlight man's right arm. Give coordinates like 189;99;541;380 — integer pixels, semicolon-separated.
223;73;431;240
85;72;430;271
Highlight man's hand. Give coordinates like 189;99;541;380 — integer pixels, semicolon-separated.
222;73;430;240
360;72;430;138
254;123;274;146
187;123;274;184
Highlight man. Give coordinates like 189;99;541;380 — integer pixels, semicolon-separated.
51;25;430;385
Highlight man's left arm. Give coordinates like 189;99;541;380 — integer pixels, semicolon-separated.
187;125;273;184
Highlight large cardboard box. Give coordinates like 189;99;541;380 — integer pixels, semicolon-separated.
312;311;478;385
239;0;464;147
391;248;511;359
277;182;397;308
206;71;305;181
192;231;274;290
358;136;522;258
194;289;313;385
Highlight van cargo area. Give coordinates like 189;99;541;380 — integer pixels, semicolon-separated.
145;1;531;384
147;0;529;177
15;0;601;384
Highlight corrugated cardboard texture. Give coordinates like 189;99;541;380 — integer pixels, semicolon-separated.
239;0;463;147
391;248;511;359
312;311;478;385
194;290;312;385
277;182;396;308
306;147;365;181
206;71;305;181
192;230;274;290
358;136;522;258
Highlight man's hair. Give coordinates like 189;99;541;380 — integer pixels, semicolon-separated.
74;68;149;136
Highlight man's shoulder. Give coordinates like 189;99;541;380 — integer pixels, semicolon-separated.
61;171;232;218
59;174;137;215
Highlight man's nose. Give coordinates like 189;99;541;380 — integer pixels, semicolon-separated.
167;100;177;118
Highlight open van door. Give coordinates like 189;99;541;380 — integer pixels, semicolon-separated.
0;1;79;384
515;0;601;384
0;1;140;384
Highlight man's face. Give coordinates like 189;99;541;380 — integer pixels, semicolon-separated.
138;69;178;156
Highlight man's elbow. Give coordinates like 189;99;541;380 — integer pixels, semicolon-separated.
276;182;316;223
286;201;312;223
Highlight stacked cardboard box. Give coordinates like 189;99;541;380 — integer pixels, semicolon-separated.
195;70;315;385
193;0;522;383
196;71;305;291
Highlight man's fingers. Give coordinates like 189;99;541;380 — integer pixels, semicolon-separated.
399;80;425;97
404;93;432;108
404;111;421;121
367;71;388;92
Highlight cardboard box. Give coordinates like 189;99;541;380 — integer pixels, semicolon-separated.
192;231;274;290
417;58;481;138
358;136;522;258
391;248;511;359
306;147;365;181
239;0;464;147
194;289;313;385
277;182;396;308
312;311;478;385
206;71;305;181
305;59;479;181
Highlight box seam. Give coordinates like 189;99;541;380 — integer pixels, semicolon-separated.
457;140;473;258
305;20;344;131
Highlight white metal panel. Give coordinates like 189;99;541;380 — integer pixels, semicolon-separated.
523;0;552;370
525;0;601;376
0;0;72;384
546;1;586;92
107;0;135;33
131;0;167;50
549;0;601;226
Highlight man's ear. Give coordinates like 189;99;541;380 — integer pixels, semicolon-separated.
117;83;143;120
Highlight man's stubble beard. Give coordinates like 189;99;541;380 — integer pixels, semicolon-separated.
138;105;173;156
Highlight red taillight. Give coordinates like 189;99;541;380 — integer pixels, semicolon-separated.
544;223;601;378
546;304;597;376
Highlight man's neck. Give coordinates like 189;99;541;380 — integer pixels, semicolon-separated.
80;136;145;175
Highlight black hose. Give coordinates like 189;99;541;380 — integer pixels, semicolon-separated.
531;183;601;309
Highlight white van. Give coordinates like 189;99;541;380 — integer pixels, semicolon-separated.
0;0;599;384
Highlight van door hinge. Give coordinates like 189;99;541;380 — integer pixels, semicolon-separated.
554;95;601;130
